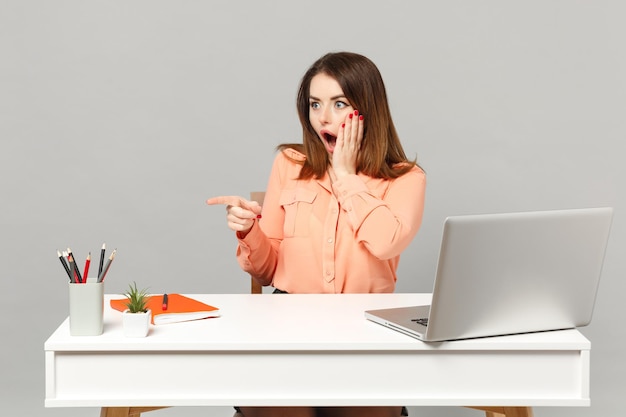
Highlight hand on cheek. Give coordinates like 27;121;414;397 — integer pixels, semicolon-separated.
332;110;364;178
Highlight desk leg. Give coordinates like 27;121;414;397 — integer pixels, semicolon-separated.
100;407;169;417
468;406;534;417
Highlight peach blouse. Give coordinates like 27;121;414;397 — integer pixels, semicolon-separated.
237;148;426;293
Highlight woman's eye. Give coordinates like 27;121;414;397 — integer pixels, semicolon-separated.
310;102;320;110
335;101;348;109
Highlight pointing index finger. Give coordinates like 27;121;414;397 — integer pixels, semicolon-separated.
206;195;261;213
206;195;241;206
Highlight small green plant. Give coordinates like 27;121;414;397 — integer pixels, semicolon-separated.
124;282;150;313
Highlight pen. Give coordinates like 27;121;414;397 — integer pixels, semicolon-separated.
98;249;116;282
98;243;106;278
83;252;91;282
162;293;168;311
57;250;73;282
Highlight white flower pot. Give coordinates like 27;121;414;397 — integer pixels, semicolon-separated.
122;309;151;337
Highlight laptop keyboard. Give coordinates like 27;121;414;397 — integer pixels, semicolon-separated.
411;317;429;327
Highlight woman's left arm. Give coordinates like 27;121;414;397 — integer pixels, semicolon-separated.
332;167;426;259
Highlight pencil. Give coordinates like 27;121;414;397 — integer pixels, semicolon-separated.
63;251;74;283
57;250;73;282
98;249;116;282
68;253;80;284
98;243;106;278
67;248;83;283
83;252;91;282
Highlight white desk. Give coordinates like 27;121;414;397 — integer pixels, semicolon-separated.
45;294;590;416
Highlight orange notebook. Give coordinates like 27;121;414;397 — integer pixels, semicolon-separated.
110;294;220;325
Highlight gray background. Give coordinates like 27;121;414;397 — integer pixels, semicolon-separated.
1;1;624;416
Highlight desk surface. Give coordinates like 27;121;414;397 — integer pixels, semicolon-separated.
45;293;590;408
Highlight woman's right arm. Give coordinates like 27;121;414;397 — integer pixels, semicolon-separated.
234;152;290;284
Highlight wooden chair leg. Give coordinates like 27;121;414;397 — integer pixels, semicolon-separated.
100;407;169;417
100;408;131;417
468;406;534;417
129;408;169;417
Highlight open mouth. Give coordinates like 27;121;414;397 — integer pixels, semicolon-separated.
321;131;337;152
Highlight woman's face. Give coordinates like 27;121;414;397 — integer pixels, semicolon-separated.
308;73;354;154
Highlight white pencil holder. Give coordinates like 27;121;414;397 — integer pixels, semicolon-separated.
68;280;104;336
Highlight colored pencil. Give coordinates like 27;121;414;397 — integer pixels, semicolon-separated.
98;249;116;282
67;248;83;283
98;243;106;277
68;253;80;284
62;251;74;283
83;252;91;282
57;250;73;282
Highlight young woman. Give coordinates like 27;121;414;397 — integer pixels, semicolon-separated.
207;52;426;417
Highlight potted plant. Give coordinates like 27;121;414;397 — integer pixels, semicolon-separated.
122;282;151;337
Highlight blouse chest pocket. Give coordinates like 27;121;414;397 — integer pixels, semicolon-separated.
279;188;317;237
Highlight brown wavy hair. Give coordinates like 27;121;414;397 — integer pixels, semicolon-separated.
278;51;419;180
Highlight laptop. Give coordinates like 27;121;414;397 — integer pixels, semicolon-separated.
365;207;613;342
